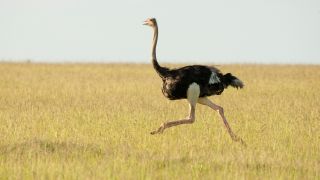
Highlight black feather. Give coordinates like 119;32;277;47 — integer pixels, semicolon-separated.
159;65;243;100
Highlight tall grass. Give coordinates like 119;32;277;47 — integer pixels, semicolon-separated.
0;63;319;179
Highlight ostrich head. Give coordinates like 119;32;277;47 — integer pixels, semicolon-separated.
143;18;157;27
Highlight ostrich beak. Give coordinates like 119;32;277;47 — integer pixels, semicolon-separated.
143;20;148;25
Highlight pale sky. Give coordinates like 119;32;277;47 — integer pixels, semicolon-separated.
1;0;320;64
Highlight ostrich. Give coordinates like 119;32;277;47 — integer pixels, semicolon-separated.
143;18;245;143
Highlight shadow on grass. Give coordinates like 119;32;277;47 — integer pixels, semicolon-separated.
0;139;106;157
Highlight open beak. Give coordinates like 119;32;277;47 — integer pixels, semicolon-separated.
143;20;148;25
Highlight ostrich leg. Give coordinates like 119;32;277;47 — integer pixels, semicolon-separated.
151;83;200;134
198;97;246;145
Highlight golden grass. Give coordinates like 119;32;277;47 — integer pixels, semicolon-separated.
0;63;319;179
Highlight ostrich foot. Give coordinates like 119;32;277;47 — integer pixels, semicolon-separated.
230;133;247;147
150;123;165;135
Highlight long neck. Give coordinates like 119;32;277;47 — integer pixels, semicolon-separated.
151;25;167;78
151;25;158;63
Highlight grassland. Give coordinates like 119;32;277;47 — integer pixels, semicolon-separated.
0;63;319;179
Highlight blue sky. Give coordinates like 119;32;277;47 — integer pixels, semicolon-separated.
1;0;320;64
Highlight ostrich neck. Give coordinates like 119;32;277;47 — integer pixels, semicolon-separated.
150;24;167;79
152;26;158;60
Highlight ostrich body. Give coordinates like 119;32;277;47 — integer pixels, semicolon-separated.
143;18;245;143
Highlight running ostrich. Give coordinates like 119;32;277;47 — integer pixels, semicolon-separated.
143;18;245;143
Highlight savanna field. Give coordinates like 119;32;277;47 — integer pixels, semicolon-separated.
0;63;319;179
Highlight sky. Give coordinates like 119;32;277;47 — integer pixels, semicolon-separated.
1;0;320;64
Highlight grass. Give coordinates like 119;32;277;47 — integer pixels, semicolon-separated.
0;63;319;179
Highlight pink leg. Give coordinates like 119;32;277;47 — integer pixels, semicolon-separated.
150;103;196;134
151;83;200;135
198;97;246;145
